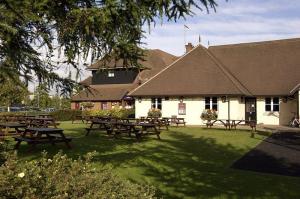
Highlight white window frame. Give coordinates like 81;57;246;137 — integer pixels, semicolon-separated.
205;97;218;111
265;97;279;112
151;98;162;110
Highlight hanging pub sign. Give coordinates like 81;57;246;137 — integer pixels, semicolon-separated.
178;102;186;115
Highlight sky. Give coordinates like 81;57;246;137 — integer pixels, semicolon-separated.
141;0;300;56
30;0;300;93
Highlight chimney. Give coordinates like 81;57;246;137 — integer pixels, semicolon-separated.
185;42;194;53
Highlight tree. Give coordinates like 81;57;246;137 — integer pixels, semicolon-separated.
0;0;217;94
0;77;29;111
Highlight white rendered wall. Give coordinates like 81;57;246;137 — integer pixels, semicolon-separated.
135;96;296;125
256;97;279;125
135;98;151;118
135;97;245;125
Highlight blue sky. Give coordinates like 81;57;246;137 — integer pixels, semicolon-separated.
34;0;300;93
142;0;300;56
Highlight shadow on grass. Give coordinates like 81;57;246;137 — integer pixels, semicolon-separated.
13;125;300;199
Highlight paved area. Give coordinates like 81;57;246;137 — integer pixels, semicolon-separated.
231;131;300;177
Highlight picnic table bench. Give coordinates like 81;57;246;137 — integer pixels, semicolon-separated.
14;127;72;149
0;122;27;139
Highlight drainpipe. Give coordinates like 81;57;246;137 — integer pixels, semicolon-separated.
228;96;230;121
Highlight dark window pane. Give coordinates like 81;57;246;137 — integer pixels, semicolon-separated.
265;98;271;104
212;97;218;103
151;98;156;108
205;97;210;104
157;98;162;110
205;105;210;110
273;105;279;111
265;105;271;111
157;104;162;110
273;97;279;104
212;104;218;111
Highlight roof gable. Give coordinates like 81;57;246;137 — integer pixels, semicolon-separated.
130;45;244;96
209;38;300;96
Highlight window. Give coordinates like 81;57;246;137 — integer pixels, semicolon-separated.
108;71;115;77
151;98;162;110
205;97;218;111
101;102;108;110
265;97;279;111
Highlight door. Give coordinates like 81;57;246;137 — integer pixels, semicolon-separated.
245;97;256;122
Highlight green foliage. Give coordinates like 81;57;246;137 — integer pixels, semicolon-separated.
81;102;95;109
200;109;218;120
51;109;82;121
0;0;216;94
147;108;162;118
0;142;7;165
85;108;135;118
0;77;29;107
0;151;155;198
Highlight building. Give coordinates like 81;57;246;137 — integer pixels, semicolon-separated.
71;49;178;110
129;38;300;126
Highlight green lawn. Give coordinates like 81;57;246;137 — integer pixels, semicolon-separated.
13;122;300;199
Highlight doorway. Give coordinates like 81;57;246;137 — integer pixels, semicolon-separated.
245;97;257;122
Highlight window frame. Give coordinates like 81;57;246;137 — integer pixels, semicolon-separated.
151;98;162;110
265;97;280;112
204;97;218;111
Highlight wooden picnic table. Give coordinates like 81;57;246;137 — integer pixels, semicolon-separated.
169;117;186;127
85;119;161;140
0;122;27;138
27;117;59;128
206;119;256;131
14;127;72;149
72;115;86;124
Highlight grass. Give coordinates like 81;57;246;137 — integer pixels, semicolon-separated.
10;121;300;199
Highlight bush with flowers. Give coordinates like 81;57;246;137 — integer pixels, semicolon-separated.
0;151;155;198
200;109;218;121
147;108;162;118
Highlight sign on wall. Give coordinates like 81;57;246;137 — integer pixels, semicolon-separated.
178;102;186;115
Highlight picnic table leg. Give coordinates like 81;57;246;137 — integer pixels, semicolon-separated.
58;132;72;149
85;123;94;136
154;126;161;139
14;129;29;150
14;140;22;150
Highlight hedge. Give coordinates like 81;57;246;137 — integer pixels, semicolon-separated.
50;109;82;121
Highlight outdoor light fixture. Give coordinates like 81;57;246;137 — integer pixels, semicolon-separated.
179;96;184;102
221;96;227;103
138;97;142;103
282;97;288;103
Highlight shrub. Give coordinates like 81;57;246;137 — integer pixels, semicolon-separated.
81;102;95;109
147;108;162;118
200;109;218;121
85;108;135;119
0;152;155;198
51;109;82;121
